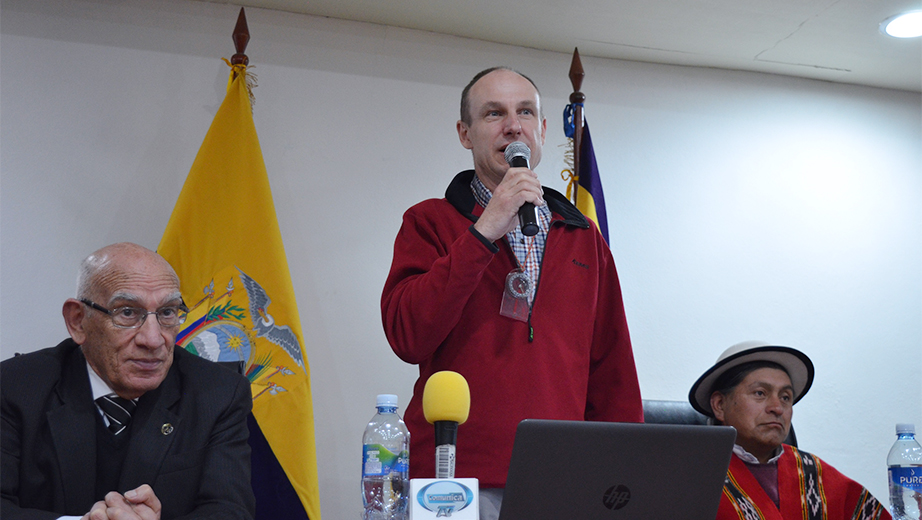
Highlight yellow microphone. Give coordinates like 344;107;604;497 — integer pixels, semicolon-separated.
422;371;470;479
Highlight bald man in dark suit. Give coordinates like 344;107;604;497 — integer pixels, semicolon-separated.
1;243;255;520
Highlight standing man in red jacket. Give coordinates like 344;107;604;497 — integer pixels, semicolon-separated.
381;66;643;519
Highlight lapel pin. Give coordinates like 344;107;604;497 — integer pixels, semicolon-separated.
161;423;174;436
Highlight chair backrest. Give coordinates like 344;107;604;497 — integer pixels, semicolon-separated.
217;360;246;375
642;399;709;425
641;399;797;447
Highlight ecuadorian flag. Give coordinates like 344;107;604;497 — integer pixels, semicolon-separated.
158;62;321;520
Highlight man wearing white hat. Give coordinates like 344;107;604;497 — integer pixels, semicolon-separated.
689;341;891;520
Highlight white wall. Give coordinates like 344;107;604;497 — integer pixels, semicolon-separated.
1;0;919;516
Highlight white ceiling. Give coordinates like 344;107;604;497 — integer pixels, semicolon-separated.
204;0;922;93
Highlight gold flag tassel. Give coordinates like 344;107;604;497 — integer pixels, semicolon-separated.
222;59;258;111
560;137;578;202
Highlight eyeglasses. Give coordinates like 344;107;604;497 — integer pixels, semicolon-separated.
80;298;188;329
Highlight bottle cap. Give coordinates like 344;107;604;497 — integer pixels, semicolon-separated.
896;423;915;434
376;394;398;408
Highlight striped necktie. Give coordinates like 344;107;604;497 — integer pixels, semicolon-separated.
95;394;137;435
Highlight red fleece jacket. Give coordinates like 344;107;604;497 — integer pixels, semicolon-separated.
381;170;643;487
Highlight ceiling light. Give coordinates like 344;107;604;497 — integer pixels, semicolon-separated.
880;11;922;38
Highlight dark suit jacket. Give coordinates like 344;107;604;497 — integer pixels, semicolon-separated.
1;339;256;520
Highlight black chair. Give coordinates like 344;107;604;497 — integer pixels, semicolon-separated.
642;399;709;425
642;399;797;447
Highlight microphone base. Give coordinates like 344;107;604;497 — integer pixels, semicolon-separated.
519;203;539;237
409;478;479;520
521;222;539;237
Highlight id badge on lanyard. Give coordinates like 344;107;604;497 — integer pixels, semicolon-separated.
500;268;533;322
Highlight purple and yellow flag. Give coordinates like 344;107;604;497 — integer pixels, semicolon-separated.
158;62;321;520
563;105;609;244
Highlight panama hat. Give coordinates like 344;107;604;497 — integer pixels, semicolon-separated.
688;340;814;417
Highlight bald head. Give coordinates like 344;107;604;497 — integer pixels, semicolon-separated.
77;243;179;301
460;66;542;126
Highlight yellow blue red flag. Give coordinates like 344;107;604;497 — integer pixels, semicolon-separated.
158;62;321;520
563;105;609;244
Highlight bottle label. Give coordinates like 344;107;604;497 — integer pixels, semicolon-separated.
890;466;922;492
363;444;409;477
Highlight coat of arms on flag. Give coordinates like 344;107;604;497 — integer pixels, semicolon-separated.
176;266;305;400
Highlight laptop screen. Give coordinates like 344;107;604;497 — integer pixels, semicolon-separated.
499;419;736;520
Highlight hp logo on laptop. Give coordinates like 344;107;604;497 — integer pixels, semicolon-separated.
602;485;631;510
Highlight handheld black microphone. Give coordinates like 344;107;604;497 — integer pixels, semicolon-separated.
504;141;539;237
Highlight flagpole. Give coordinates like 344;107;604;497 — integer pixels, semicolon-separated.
568;48;585;207
232;7;250;73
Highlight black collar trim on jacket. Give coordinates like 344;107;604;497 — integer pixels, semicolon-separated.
445;170;589;229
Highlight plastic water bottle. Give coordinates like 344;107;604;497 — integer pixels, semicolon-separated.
362;394;410;520
888;423;922;520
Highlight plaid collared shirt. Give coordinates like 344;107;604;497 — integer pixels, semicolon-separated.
471;175;550;303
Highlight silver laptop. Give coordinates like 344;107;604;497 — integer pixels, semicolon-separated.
498;419;736;520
